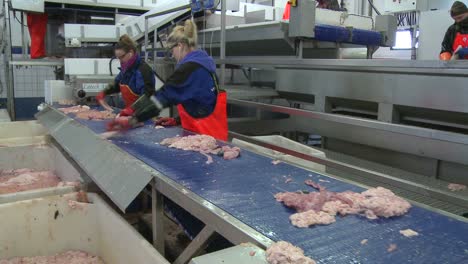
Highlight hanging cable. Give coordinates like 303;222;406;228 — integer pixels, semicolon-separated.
109;56;116;76
367;0;381;15
13;11;27;27
7;1;27;27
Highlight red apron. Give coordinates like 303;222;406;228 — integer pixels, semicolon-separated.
119;84;139;108
177;91;228;141
27;13;48;59
453;32;468;59
283;2;291;20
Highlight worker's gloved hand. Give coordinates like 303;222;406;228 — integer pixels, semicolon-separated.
455;48;468;59
439;52;452;61
119;107;134;117
106;116;137;131
96;91;106;102
155;117;178;126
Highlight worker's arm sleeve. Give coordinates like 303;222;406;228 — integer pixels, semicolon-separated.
103;73;122;95
137;63;156;97
153;62;210;107
131;94;163;122
441;25;455;54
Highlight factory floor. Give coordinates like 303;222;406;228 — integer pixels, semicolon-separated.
137;212;192;262
91;185;225;262
136;212;233;262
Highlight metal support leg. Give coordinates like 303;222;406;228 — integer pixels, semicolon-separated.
20;12;27;59
378;103;399;123
4;1;15;120
153;28;158;70
297;40;303;59
220;0;226;86
152;179;165;255
366;46;372;59
173;226;215;264
314;95;332;113
144;17;149;62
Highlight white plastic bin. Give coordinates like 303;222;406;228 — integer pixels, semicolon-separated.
0;121;82;204
0;193;169;264
0;109;10;123
0;121;46;146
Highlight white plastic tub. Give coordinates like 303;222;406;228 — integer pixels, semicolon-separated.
0;121;46;146
0;109;10;123
0;192;169;264
0;121;82;204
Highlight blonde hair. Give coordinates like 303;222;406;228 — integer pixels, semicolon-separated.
167;19;198;48
115;34;137;53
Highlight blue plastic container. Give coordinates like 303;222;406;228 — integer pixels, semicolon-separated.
191;0;216;13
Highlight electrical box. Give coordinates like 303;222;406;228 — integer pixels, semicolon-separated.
226;0;240;11
383;0;419;13
289;0;316;38
375;15;398;47
10;0;44;13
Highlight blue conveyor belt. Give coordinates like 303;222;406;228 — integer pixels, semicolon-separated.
314;24;350;43
72;115;468;263
314;24;383;46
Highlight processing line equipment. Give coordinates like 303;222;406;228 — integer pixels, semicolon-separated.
40;0;468;219
0;120;169;262
34;104;468;264
7;1;468;261
185;1;468;219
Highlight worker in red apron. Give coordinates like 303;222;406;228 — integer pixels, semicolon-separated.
440;1;468;60
107;19;228;141
96;35;155;116
282;0;342;19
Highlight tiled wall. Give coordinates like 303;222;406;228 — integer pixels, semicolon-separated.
13;65;55;98
0;55;56;99
0;54;57;119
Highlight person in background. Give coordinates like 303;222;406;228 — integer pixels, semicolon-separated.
96;35;155;116
317;0;341;10
440;1;468;60
107;19;228;141
283;0;342;20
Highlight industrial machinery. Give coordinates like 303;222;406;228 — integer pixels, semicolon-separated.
62;0;190;101
1;1;468;263
192;1;468;221
197;1;397;58
58;0;219;102
32;103;468;264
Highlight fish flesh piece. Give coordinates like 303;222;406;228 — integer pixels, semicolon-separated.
448;183;467;191
399;229;419;237
266;241;316;264
161;135;241;163
0;169;79;194
75;110;116;120
58;105;90;114
275;181;411;227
